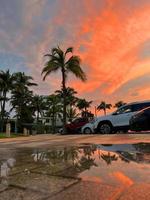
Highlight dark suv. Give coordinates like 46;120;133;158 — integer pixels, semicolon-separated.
130;106;150;131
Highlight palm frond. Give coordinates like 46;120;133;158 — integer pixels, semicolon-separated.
52;46;64;58
41;61;60;80
65;47;73;55
66;56;86;81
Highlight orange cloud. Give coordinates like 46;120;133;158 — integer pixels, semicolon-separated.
3;0;149;103
71;3;150;95
32;0;150;104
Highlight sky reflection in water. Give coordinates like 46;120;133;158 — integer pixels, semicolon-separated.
0;143;150;189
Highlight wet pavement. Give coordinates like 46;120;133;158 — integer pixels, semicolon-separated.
0;135;150;200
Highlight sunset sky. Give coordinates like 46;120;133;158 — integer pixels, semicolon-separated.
0;0;150;107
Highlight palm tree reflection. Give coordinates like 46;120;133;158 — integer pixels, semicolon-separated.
31;143;150;177
101;152;118;165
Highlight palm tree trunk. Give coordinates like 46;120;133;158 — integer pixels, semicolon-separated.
62;67;67;134
37;110;39;123
0;90;6;132
104;108;106;116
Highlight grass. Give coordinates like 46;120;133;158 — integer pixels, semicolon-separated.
0;133;25;139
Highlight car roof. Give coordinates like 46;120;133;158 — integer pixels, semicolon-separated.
141;106;150;112
119;100;150;109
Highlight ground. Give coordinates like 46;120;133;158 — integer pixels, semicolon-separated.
0;133;150;200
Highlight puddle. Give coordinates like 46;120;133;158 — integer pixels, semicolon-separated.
0;143;150;199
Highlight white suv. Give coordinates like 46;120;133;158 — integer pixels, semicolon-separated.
81;101;150;134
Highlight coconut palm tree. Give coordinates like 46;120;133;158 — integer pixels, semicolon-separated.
41;46;86;133
11;88;34;132
0;70;14;132
10;72;37;132
97;101;112;115
12;72;37;92
77;99;92;112
66;107;80;122
114;101;126;109
55;87;78;107
45;94;62;133
31;95;47;122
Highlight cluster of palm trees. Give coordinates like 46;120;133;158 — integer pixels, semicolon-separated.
0;70;92;133
42;46;87;133
0;70;38;132
0;46;127;134
96;100;126;116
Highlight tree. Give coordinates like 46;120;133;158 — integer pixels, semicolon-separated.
114;101;126;109
77;98;92;117
97;101;112;115
10;72;37;132
11;88;34;132
0;70;13;132
55;87;78;107
42;46;86;133
45;94;62;133
77;98;92;112
12;72;37;92
31;95;46;122
55;87;79;122
66;107;79;122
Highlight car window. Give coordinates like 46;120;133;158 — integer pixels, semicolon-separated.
132;103;150;112
73;119;79;123
115;105;132;115
73;118;86;123
78;118;83;123
78;118;87;122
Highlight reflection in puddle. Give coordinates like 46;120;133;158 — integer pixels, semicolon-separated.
0;143;150;191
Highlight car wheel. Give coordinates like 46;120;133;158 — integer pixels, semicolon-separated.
98;123;112;134
83;127;92;134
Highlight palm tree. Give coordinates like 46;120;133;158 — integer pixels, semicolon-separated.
66;107;79;122
10;72;37;132
77;98;92;112
11;88;34;132
31;95;46;122
42;46;86;133
55;87;78;107
12;72;37;92
55;87;79;122
45;94;62;133
0;70;13;132
97;101;112;115
114;101;126;109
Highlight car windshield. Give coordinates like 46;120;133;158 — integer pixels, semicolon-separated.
89;117;97;123
113;105;132;115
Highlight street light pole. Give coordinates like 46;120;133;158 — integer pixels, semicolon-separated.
95;106;97;117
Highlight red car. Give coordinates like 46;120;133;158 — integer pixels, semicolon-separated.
66;118;89;133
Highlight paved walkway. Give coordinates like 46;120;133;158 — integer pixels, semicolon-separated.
0;134;149;200
0;133;150;148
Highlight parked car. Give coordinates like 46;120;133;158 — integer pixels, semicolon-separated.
59;117;89;134
129;107;150;131
81;118;96;134
81;101;150;134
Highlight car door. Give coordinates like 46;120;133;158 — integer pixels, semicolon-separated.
111;105;134;127
75;118;88;129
